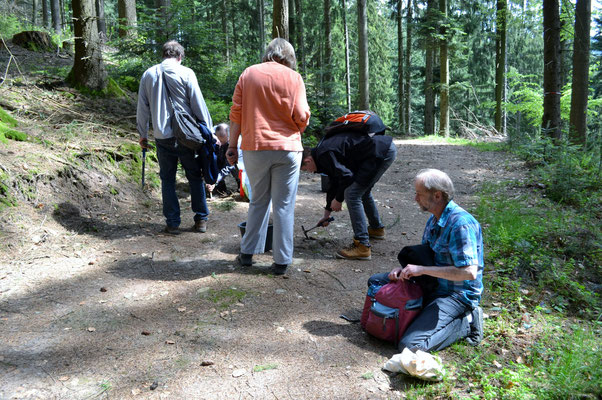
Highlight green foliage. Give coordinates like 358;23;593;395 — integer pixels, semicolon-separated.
475;182;601;317
206;99;231;126
0;13;24;37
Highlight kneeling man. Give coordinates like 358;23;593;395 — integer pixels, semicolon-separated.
369;169;484;351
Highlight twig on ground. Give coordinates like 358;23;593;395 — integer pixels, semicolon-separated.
317;268;346;289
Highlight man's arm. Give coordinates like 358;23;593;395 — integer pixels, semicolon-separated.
136;73;150;145
400;264;478;282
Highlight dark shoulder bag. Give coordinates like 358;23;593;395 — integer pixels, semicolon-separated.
162;70;210;150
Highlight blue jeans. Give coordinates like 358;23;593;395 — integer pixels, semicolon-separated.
156;138;208;228
368;272;472;352
241;150;301;265
345;142;397;245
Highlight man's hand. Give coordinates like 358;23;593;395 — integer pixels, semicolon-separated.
401;264;424;280
139;137;149;149
330;199;343;212
226;147;238;165
388;267;403;281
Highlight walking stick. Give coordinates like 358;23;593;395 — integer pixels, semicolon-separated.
141;148;147;189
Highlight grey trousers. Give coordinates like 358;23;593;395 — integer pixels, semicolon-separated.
240;150;301;265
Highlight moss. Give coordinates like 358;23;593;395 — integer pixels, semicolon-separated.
0;107;28;142
0;107;18;127
68;73;128;98
0;124;28;142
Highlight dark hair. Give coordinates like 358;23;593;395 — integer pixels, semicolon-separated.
162;41;185;60
302;147;313;160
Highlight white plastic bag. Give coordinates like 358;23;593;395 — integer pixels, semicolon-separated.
383;348;444;381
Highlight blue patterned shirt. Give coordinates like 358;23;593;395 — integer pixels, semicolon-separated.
422;200;484;307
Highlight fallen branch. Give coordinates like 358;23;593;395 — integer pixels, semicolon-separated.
317;268;346;289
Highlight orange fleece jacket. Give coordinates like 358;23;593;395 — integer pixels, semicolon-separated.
229;61;310;151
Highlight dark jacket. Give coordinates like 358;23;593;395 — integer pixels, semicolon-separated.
311;133;393;210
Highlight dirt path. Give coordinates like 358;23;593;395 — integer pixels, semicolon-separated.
0;136;524;399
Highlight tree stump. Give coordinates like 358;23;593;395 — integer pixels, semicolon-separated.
12;31;55;52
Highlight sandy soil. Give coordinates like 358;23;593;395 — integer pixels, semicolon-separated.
0;39;526;400
0;139;524;400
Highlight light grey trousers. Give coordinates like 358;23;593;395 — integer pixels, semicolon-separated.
240;150;302;265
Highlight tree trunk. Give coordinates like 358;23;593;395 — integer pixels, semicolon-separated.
569;0;591;145
96;0;106;42
397;0;405;133
222;0;230;63
272;0;289;40
495;0;507;135
50;0;61;34
404;0;412;135
289;0;296;56
542;0;562;140
32;0;39;27
559;0;571;89
323;0;332;99
424;0;435;137
294;0;304;73
358;0;369;109
258;0;265;57
154;0;169;43
439;0;449;137
71;0;107;90
342;0;351;112
42;0;49;29
118;0;137;39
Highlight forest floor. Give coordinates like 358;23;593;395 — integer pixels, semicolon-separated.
1;40;526;399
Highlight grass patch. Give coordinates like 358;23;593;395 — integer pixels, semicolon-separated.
213;199;236;212
253;363;278;372
475;181;600;317
203;286;247;310
0;172;17;210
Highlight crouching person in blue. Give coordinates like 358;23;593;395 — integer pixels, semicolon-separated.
369;168;484;352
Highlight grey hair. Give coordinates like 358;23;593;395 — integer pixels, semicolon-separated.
163;40;185;60
214;123;230;138
414;168;455;203
262;38;296;70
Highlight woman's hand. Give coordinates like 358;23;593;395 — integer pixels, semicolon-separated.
226;147;238;165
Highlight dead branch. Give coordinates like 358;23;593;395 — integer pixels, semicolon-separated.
317;268;346;289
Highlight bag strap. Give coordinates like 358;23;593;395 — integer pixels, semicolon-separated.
161;69;177;113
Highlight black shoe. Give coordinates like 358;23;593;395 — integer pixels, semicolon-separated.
466;306;483;346
193;220;207;233
271;263;288;275
163;225;180;235
236;253;253;267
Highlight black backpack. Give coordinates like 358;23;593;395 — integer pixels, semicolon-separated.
323;110;387;138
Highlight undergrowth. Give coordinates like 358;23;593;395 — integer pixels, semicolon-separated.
400;135;601;399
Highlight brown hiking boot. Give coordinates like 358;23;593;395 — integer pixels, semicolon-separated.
368;227;385;240
193;220;207;233
336;239;371;260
